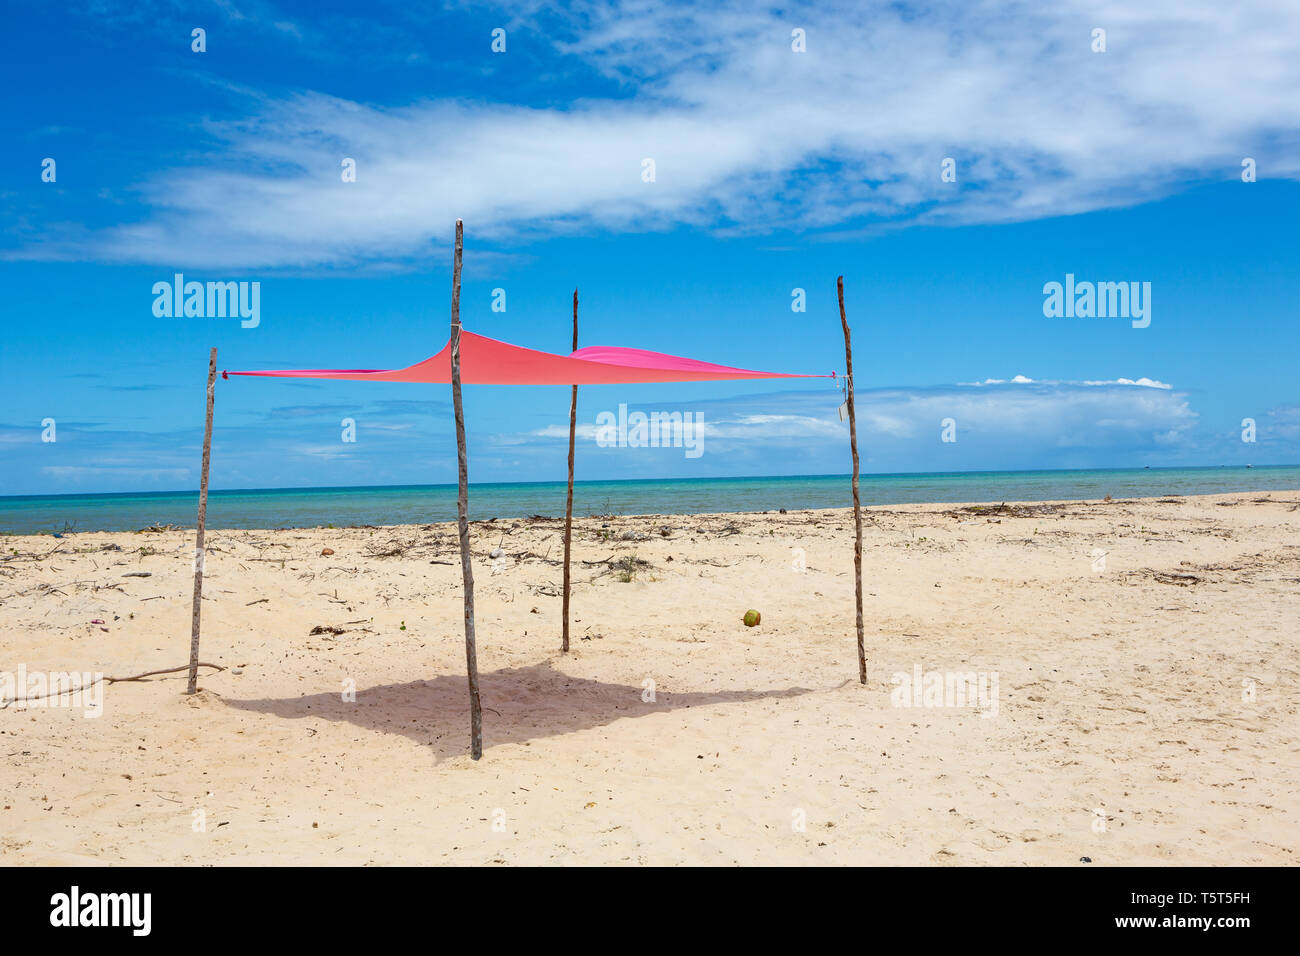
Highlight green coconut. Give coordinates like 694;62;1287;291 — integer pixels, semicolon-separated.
743;609;761;627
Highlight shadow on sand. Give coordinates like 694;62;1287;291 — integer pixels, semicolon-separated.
221;660;820;760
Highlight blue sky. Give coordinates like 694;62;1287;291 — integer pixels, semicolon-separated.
2;0;1298;495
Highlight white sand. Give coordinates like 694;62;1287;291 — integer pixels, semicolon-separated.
1;491;1297;864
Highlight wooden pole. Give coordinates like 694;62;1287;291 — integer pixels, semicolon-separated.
837;277;866;685
449;219;483;759
187;347;218;695
562;289;578;653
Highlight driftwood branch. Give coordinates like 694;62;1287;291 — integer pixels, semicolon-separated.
1;662;226;708
188;347;218;694
449;219;483;760
838;277;867;685
562;287;578;653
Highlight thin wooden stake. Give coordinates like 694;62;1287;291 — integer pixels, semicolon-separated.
562;288;578;653
449;219;483;759
837;277;866;685
187;347;217;695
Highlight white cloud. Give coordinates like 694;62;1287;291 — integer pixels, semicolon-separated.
12;0;1300;268
967;375;1172;388
860;381;1197;447
524;379;1197;461
1081;377;1172;389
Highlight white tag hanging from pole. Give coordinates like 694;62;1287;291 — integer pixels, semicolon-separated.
838;402;848;422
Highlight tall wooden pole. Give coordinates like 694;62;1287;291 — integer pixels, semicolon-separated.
837;277;866;685
449;219;483;759
187;347;217;694
561;289;578;653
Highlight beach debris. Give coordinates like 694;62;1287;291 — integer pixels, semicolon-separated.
90;619;105;625
951;501;1087;520
603;554;651;582
231;667;243;675
1142;570;1201;587
490;548;505;559
363;536;421;558
613;554;650;582
1;662;225;710
1079;856;1092;863
122;571;152;578
321;548;335;556
743;609;761;627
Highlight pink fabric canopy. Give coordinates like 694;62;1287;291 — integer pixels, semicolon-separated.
225;329;828;385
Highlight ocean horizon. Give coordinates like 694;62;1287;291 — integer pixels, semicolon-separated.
3;464;1298;535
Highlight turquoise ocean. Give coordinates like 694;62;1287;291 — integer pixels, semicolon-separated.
2;466;1298;535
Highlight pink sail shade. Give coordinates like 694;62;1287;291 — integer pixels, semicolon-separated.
224;329;829;385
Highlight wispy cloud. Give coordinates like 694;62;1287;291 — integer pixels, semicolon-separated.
40;465;190;482
12;0;1300;269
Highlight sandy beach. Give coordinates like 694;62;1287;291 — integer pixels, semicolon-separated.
1;491;1296;865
